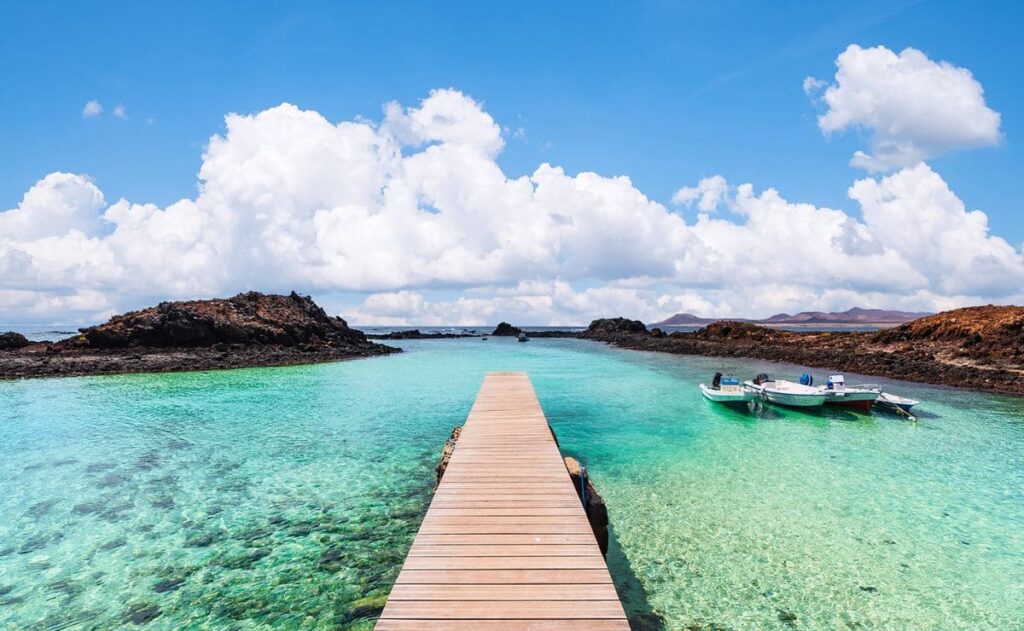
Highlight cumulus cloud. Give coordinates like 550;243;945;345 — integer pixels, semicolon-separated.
113;104;127;119
811;44;1001;171
2;87;1022;325
672;175;728;212
82;100;103;118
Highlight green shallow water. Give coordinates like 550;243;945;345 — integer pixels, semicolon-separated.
1;338;1022;629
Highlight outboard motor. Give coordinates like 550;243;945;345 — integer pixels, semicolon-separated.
799;373;814;386
712;372;722;389
753;373;771;385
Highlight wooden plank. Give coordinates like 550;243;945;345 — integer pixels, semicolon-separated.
388;583;620;600
378;620;628;631
413;534;598;545
377;372;627;629
408;544;601;557
381;600;626;619
394;569;612;585
398;557;610;571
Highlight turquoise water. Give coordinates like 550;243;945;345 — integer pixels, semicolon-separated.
1;339;1022;629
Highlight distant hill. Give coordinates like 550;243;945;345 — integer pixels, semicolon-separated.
652;307;931;328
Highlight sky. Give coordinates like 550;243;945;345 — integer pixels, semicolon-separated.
1;0;1023;325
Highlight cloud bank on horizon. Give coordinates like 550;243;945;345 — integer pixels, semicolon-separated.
1;44;1020;326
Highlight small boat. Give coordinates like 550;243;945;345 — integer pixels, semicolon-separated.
517;332;529;342
744;373;826;408
818;375;880;412
875;392;919;414
700;373;755;406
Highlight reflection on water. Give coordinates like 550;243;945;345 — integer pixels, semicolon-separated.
1;338;1022;629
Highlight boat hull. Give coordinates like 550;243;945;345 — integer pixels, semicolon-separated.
876;394;918;414
700;384;754;405
763;390;826;407
824;397;876;412
823;391;879;412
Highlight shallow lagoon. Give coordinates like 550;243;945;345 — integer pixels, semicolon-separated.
1;338;1022;629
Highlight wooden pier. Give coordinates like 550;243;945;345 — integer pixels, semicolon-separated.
376;371;629;630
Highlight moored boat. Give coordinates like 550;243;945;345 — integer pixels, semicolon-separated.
745;373;826;408
700;373;755;406
517;332;529;342
818;375;880;412
876;392;919;414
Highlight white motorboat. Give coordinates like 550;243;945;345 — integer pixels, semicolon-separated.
818;375;880;412
700;374;755;406
744;373;826;408
876;392;919;414
517;332;529;342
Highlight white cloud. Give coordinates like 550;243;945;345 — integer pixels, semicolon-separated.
3;88;1022;325
113;104;127;119
672;175;728;212
82;100;103;118
802;76;826;96
813;45;1001;171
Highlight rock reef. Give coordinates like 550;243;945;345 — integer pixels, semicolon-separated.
583;308;1024;395
0;291;398;379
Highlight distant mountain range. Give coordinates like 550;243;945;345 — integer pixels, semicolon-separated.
651;307;932;328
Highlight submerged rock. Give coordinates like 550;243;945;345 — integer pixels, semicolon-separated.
344;593;388;622
124;602;161;625
152;577;185;593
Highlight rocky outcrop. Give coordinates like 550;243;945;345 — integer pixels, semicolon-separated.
0;332;30;351
491;322;522;336
0;292;399;379
73;291;368;349
564;456;609;555
367;329;479;340
582;317;647;338
872;305;1024;363
435;426;462;487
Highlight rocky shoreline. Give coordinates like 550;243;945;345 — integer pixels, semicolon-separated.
578;307;1024;396
0;292;398;380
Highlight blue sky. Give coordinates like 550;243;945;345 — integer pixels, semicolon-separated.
1;1;1023;324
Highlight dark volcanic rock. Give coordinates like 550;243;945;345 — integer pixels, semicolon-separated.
0;291;399;379
491;322;522;336
75;291;368;349
124;603;161;625
0;332;30;351
582;317;647;338
366;329;479;340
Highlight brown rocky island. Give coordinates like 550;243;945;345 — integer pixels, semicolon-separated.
0;291;398;379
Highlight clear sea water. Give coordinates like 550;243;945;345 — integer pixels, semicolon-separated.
1;338;1022;629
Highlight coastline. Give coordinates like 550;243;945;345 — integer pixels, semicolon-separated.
581;321;1024;396
0;344;397;380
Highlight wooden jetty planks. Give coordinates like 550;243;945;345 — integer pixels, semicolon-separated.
376;372;628;629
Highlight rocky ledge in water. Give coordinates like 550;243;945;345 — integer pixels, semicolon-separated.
366;329;480;340
582;306;1024;395
0;291;399;379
